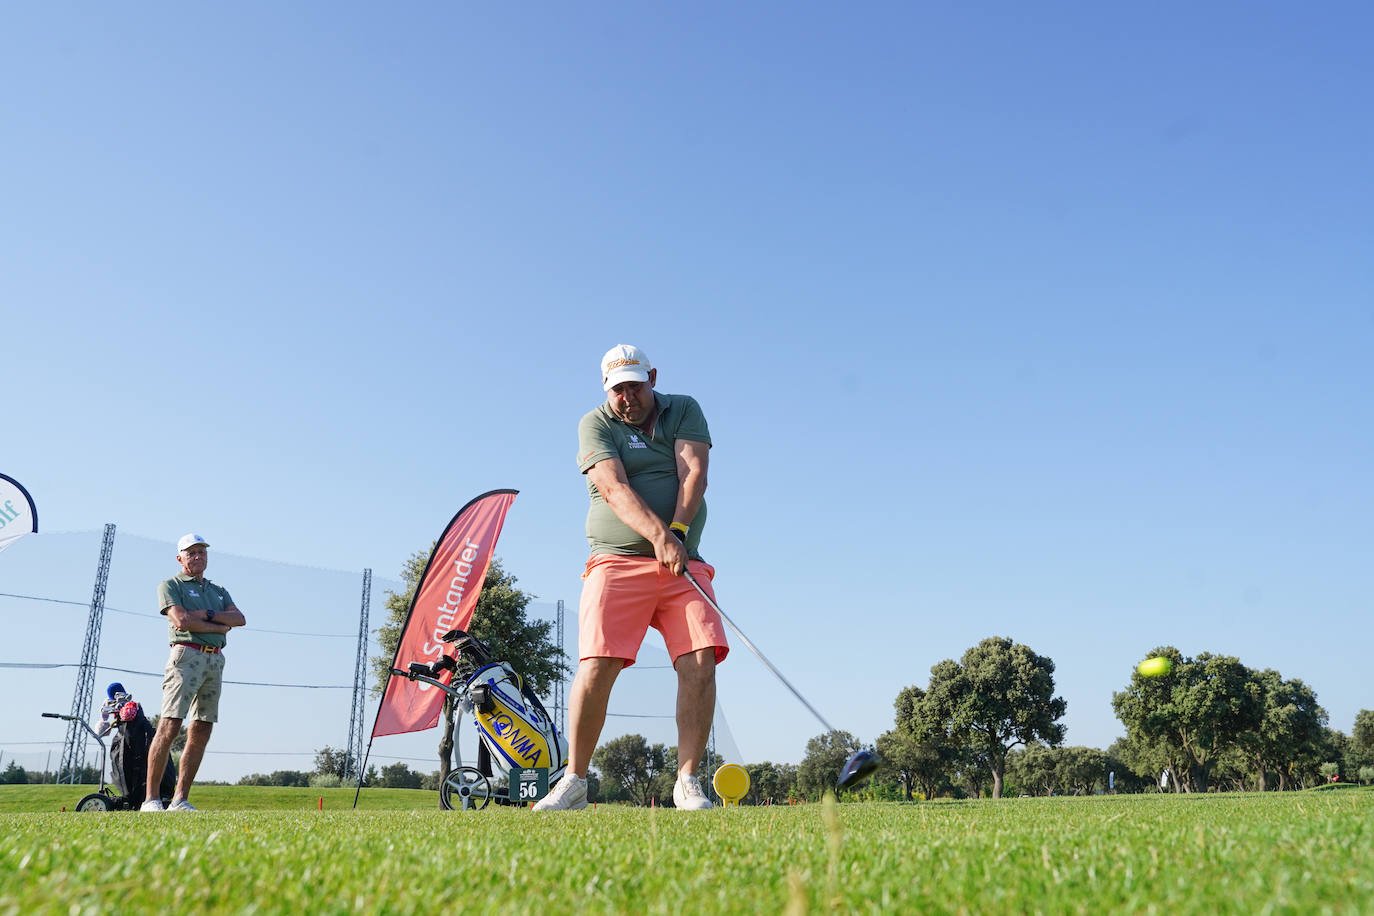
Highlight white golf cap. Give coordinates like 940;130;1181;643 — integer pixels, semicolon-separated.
601;344;652;392
177;533;210;552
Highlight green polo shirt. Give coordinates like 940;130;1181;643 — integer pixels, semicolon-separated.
158;573;235;649
578;391;711;559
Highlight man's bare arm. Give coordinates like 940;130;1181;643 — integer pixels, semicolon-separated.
587;457;689;575
166;604;246;633
673;439;709;530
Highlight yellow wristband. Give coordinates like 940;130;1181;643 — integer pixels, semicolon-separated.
669;522;689;536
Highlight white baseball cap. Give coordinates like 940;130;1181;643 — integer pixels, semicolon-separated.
177;533;210;552
601;344;652;392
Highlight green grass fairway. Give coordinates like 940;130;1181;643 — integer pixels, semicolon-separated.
2;788;1370;914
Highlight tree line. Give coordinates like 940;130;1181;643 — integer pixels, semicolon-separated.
860;637;1374;800
359;550;1373;804
586;637;1373;804
52;631;1362;802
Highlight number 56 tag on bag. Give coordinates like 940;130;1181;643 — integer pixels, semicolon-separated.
510;767;549;804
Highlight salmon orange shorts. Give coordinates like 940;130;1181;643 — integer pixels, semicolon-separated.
578;554;730;667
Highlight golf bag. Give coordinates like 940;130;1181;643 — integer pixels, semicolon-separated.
109;701;176;802
410;629;566;779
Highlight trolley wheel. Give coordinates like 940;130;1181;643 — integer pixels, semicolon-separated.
76;793;114;812
439;767;493;811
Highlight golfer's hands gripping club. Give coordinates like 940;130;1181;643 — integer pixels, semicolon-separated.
656;522;689;576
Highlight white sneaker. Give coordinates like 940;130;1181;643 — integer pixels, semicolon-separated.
533;775;588;811
140;799;166;812
167;799;198;812
673;773;713;810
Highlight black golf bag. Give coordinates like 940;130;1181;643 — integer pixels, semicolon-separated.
109;702;176;802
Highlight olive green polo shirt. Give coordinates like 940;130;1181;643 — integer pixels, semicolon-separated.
578;391;711;559
158;573;235;649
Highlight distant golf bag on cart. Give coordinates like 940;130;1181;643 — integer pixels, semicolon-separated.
395;628;567;810
42;685;176;811
108;696;177;805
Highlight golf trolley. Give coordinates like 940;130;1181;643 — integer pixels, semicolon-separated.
392;628;567;811
40;708;174;812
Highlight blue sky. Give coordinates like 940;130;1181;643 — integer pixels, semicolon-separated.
3;3;1371;782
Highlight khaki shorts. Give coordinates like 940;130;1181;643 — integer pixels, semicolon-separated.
160;645;226;723
578;555;729;667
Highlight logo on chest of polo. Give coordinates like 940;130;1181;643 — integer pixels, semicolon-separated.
627;434;648;449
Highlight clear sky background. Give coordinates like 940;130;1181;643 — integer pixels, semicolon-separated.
3;3;1371;783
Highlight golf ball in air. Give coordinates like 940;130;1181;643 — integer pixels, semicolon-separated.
1138;656;1173;677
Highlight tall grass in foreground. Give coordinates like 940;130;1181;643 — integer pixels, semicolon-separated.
1;788;1370;914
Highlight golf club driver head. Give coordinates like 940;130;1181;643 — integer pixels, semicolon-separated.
837;749;880;790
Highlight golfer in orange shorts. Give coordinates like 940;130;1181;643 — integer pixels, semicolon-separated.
535;345;728;811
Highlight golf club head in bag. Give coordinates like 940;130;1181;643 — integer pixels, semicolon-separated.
837;749;880;790
440;628;494;665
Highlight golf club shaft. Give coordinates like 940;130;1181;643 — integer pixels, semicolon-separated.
683;569;836;735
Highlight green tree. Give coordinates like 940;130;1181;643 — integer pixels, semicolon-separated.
1006;744;1058;796
744;762;798;805
54;764;102;785
649;746;680;806
880;685;960;801
237;770;310;787
1351;710;1374;769
1112;648;1263;793
1310;728;1347;789
1005;745;1109;797
370;550;569;805
1054;746;1111;795
1240;670;1327;791
1108;730;1186;792
797;730;864;800
924;637;1067;799
1;762;28;785
313;745;357;780
591;734;670;807
1099;736;1165;796
378;761;424;789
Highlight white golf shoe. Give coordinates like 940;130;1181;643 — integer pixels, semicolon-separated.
140;798;166;812
533;774;588;811
673;773;713;810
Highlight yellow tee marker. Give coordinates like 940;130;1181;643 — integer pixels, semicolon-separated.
712;763;750;807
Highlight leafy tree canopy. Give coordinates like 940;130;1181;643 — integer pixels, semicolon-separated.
796;730;864;799
1112;648;1264;792
592;733;671;807
924;636;1067;799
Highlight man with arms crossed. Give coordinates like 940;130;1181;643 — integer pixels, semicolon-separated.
142;533;246;811
536;344;729;811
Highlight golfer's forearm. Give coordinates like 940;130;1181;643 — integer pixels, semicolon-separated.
674;469;706;527
600;479;674;546
179;620;232;634
217;607;247;628
169;607;243;633
673;441;708;529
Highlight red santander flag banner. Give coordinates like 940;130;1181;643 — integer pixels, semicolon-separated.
372;489;517;737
